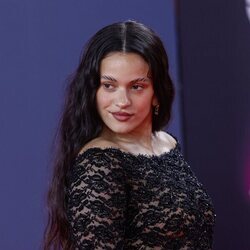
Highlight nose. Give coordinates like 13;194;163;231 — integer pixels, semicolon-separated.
115;89;131;108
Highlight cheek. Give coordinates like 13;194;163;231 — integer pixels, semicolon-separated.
96;91;110;110
133;99;153;114
138;94;155;109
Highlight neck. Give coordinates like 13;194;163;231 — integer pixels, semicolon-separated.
100;125;155;154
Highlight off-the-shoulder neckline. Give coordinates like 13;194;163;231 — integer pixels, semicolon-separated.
75;140;180;162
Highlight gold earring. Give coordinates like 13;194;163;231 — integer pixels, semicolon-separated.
154;105;159;115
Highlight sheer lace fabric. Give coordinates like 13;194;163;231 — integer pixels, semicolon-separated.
66;142;215;249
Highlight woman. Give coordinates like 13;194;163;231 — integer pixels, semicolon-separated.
44;20;215;249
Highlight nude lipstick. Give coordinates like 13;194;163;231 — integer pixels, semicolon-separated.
111;112;133;122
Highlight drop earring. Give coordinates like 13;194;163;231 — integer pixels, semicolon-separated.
154;104;159;115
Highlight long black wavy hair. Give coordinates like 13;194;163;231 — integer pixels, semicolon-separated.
43;20;174;249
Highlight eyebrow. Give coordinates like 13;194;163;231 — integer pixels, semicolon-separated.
101;75;151;83
101;75;117;82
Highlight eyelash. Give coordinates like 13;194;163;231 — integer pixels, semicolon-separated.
102;83;114;89
131;84;144;90
101;83;144;91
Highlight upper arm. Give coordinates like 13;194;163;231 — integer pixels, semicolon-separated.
66;151;127;249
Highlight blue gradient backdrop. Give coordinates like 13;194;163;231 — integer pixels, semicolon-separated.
0;1;181;249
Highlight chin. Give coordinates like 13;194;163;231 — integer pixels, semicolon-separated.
110;127;134;134
106;123;137;134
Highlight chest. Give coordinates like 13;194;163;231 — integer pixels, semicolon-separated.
123;156;215;233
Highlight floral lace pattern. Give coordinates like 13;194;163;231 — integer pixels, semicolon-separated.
66;142;215;249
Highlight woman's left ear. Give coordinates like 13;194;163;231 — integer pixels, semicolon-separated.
152;95;159;106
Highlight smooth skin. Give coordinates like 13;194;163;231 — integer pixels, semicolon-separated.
80;52;176;156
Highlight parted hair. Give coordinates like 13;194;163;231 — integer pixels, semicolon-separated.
43;20;174;249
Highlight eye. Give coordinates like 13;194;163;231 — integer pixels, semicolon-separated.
131;84;144;90
102;82;115;90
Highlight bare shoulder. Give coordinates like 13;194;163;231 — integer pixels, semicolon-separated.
78;137;119;155
156;131;177;148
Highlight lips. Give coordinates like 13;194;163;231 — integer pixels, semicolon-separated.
111;112;133;122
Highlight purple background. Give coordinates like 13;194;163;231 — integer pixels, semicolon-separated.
178;0;250;249
0;0;249;249
0;1;180;249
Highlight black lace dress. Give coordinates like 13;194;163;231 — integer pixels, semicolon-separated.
66;140;215;250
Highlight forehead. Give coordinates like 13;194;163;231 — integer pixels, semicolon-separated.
100;52;150;77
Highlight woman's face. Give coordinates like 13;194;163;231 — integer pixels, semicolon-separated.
96;52;158;135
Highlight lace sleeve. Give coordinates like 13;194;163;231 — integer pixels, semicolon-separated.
66;149;127;250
